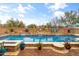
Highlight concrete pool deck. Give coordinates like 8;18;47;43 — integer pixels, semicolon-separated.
1;40;79;56
18;47;79;56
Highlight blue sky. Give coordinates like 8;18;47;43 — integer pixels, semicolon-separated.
0;3;79;25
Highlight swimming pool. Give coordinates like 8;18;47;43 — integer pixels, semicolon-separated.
0;35;79;42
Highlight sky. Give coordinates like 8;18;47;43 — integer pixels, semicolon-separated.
0;3;79;26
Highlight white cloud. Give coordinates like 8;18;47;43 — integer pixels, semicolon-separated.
16;4;35;13
49;3;67;10
25;4;35;10
47;3;68;18
18;14;25;18
0;6;8;9
54;11;64;17
13;4;35;19
0;14;12;24
18;17;49;26
0;5;9;12
17;4;26;13
48;3;68;12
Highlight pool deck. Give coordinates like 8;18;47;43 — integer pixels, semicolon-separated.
18;47;79;56
1;40;79;56
4;50;20;56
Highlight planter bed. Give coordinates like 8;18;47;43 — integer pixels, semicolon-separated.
4;42;20;52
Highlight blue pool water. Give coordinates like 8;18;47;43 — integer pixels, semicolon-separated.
0;35;79;42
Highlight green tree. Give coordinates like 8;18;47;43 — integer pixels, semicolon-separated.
17;21;25;28
5;18;25;28
27;24;37;28
45;22;52;28
60;10;78;27
6;18;16;29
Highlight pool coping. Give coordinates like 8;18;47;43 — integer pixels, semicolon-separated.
0;34;10;37
2;40;79;43
0;34;79;37
1;40;79;48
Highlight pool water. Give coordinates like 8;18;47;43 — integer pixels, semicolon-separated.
0;35;79;42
